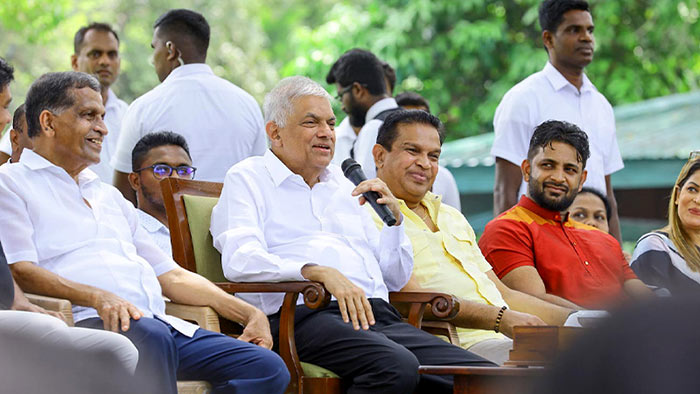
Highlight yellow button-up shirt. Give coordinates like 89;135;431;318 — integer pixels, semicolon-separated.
371;192;507;349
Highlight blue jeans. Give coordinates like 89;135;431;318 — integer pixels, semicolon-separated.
78;316;289;394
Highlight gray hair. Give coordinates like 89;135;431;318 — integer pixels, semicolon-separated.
263;76;332;127
25;71;100;138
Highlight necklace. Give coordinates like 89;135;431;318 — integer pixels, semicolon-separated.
412;205;430;223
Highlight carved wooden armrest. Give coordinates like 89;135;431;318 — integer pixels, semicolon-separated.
213;280;330;393
165;302;221;333
214;281;331;310
25;293;75;326
389;291;460;328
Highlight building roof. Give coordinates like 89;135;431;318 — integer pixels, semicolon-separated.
440;90;700;168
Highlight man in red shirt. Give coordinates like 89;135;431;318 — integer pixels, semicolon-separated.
479;120;651;309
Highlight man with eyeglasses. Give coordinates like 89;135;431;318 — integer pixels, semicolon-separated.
129;131;196;256
326;49;401;180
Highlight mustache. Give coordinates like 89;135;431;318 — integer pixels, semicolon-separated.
543;181;569;192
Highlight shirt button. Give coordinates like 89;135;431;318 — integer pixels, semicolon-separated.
584;261;589;265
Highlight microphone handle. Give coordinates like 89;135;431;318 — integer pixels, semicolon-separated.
362;190;397;226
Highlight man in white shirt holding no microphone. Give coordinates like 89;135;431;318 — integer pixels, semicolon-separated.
0;71;289;394
111;9;266;204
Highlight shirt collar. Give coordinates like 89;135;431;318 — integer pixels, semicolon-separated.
137;209;167;233
398;191;442;226
263;149;333;187
542;62;594;94
163;63;214;83
365;97;399;123
518;195;568;222
19;149;101;185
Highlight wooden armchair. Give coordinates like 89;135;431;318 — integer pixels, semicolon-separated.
160;178;462;394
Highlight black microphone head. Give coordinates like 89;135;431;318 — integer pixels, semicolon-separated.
341;158;361;177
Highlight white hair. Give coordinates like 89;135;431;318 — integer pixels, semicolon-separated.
263;76;332;127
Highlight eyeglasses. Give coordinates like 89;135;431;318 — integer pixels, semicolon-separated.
335;85;353;101
135;164;197;180
690;150;700;160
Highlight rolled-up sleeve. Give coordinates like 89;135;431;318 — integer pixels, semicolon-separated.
117;190;177;276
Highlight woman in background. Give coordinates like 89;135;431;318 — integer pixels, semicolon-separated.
567;187;610;233
630;156;700;295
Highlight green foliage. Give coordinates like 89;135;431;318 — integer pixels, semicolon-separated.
1;0;700;141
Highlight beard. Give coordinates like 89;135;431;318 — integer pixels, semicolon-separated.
140;184;166;216
528;179;578;212
346;94;368;128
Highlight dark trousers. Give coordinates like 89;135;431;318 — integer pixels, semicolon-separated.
270;298;495;394
78;316;290;394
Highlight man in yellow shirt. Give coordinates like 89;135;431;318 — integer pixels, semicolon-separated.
370;109;574;364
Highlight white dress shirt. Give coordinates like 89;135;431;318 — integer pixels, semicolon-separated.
330;117;356;166
0;150;197;336
90;89;128;184
432;166;461;211
111;64;267;182
492;62;624;196
352;97;400;180
137;209;172;257
210;150;414;316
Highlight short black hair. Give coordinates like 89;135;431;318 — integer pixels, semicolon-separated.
132;131;191;171
25;71;100;138
12;103;26;134
527;120;590;168
382;62;396;95
325;49;387;95
578;186;611;221
395;91;431;113
73;22;120;54
539;0;590;32
154;9;210;56
0;57;14;90
377;109;444;151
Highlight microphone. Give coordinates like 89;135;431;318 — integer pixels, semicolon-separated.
341;158;397;226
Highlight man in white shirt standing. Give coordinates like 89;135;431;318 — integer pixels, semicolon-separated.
491;0;623;241
0;71;289;394
326;49;401;180
111;9;267;205
128;131;195;256
210;76;494;394
70;23;129;184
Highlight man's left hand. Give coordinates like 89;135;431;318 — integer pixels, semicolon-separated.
237;309;274;349
351;178;403;225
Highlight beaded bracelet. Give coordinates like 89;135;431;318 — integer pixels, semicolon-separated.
494;305;508;333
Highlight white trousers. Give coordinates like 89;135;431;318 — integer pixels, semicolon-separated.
0;310;138;393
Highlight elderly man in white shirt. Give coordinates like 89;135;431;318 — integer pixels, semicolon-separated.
210;76;494;394
0;71;289;394
111;9;266;205
491;0;623;241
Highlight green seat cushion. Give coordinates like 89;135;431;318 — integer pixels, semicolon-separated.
182;195;226;282
301;362;339;378
183;195;339;380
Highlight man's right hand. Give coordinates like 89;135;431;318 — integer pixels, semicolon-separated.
301;265;375;330
92;290;143;332
498;309;546;338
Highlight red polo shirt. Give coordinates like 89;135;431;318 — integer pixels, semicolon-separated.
478;196;637;309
